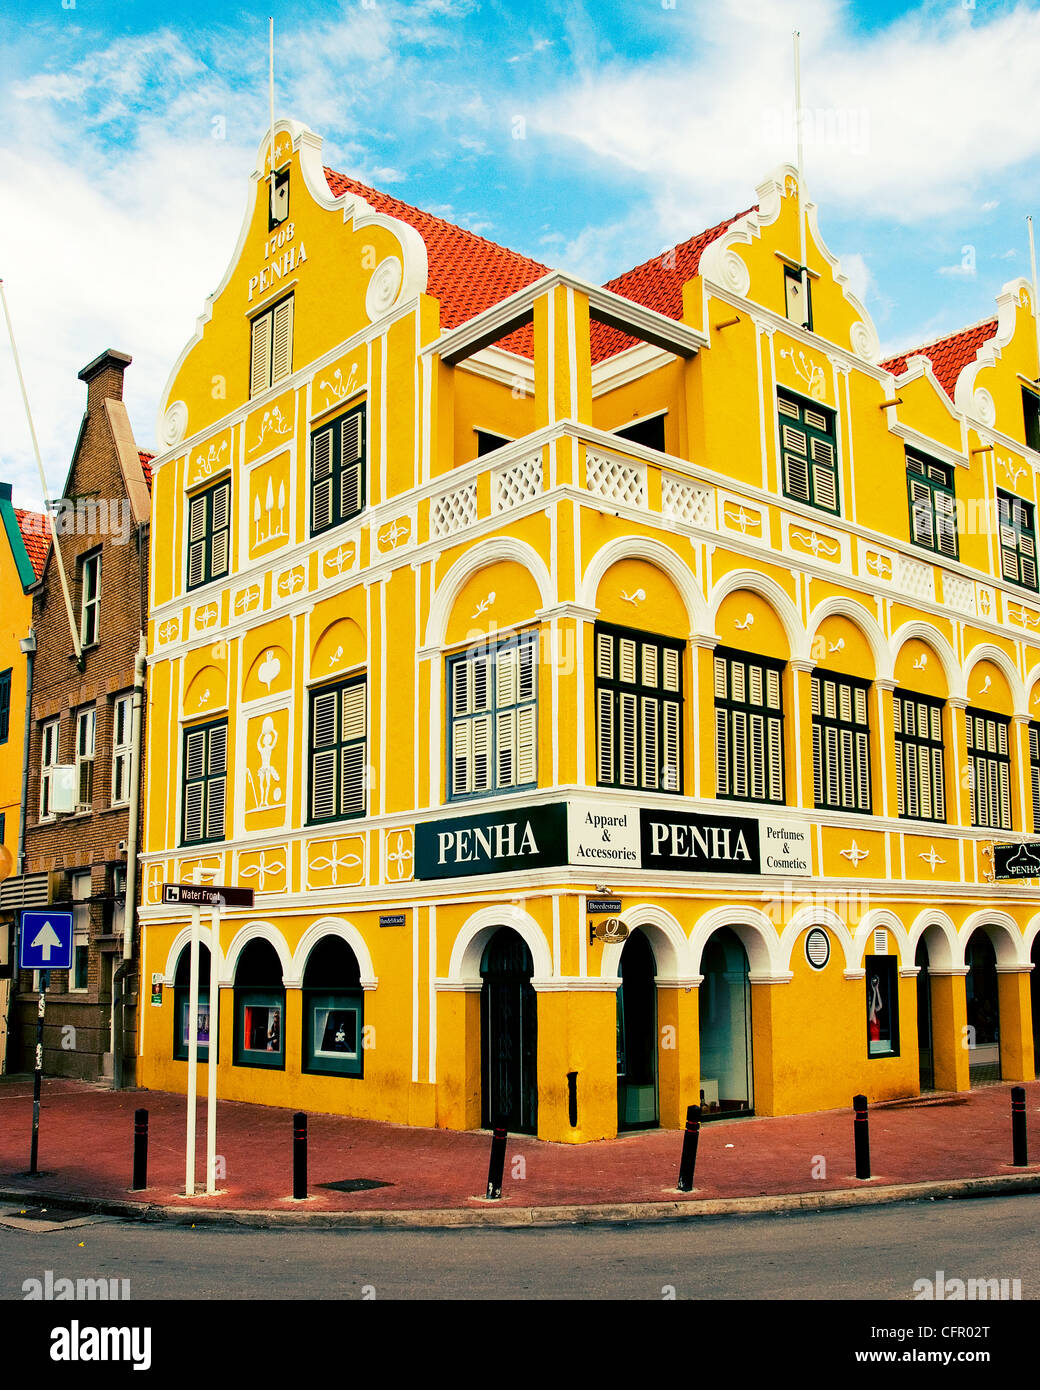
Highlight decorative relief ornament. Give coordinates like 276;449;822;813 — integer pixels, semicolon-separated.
317;362;360;408
919;846;946;873
780;347;826;400
472;591;496;619
365;256;404;321
161;401;188;447
840;841;869;867
620;588;646;607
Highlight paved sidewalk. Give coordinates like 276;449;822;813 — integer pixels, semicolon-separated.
1;1075;1039;1227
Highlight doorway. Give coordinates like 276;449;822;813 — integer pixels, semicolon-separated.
699;927;753;1117
480;928;537;1134
965;930;1001;1086
915;939;934;1092
1032;935;1040;1078
617;929;659;1130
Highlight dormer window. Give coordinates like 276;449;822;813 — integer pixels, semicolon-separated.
784;265;812;331
268;166;289;231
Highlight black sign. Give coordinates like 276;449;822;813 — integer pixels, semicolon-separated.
640;809;761;874
416;803;568;880
993;842;1040;879
162;883;256;908
379;914;406;927
587;898;622;913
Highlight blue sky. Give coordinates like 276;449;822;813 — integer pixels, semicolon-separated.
2;0;1040;507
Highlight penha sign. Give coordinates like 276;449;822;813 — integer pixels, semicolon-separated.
415;801;812;880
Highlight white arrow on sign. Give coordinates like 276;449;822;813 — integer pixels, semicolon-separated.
30;921;63;961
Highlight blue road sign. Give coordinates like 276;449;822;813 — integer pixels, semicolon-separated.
20;910;73;971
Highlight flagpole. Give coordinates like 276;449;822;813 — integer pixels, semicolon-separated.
0;278;83;664
793;31;809;328
1029;216;1040;383
269;16;277;214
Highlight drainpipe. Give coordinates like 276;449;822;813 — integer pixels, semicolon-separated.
110;632;146;1088
2;630;35;1076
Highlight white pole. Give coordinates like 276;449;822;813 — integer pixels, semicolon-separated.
185;903;200;1197
0;279;83;662
206;901;220;1194
1028;216;1040;382
793;31;809;327
269;16;277;215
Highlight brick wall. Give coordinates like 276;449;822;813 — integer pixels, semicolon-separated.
11;351;149;1082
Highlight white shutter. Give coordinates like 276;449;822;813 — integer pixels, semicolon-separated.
619;692;638;787
663;648;680;693
619;639;637;684
641;696;659;790
496;709;516;788
270;298;293;383
453;660;471;718
767;717;783;801
909;479;934;546
935;489;957;556
810;438;837;510
311;427;334;532
184;782;205;843
210;483;230;578
250;312;271;396
341;683;365;742
516;705;537;786
496;644;518;708
733;709;747;798
662;701;680;791
518;638;536;701
597;688;614;783
596;631;614;679
471;715;491;793
188;494;208;588
716;708;730;796
312;749;337;819
452;719;472;797
341;744;365;816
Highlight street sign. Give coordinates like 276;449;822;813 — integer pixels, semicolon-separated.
587;898;622;914
379;914;406;928
162;883;255;908
19;910;73;971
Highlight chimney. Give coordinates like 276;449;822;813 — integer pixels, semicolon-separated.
78;349;132;411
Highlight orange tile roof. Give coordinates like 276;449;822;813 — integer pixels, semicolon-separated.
139;450;154;493
15;507;50;581
881;318;999;400
323;167;751;363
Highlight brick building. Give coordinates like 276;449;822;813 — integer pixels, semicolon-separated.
6;350;151;1084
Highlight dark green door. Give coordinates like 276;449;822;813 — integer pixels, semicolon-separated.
617;930;658;1130
480;929;537;1134
915;939;934;1092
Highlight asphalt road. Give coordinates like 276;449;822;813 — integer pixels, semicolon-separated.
1;1193;1037;1302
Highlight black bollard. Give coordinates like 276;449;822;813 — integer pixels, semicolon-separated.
1012;1086;1028;1167
132;1108;149;1191
485;1119;508;1200
853;1093;871;1179
293;1111;307;1200
677;1104;701;1192
567;1072;578;1128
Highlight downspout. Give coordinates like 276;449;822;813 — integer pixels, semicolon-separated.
110;631;146;1088
2;629;35;1076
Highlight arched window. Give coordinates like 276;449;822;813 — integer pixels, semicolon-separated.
302;936;364;1078
233;939;285;1070
173;943;211;1062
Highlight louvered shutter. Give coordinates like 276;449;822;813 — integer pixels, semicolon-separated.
517;705;537;786
597;687;615;784
663;648;680;694
205;725;227;839
662;701;680;791
1019;509;1038;588
471;715;491;793
311;426;334;533
716;707;730;795
210;482;230;579
934;489;957;557
188;494;208;588
453;719;472;797
619;692;638;787
641;697;659;790
339;410;363;520
250;312;271;396
597;631;614;680
619;639;637;684
767;718;783;801
341;743;365;816
782;422;810;502
518;637;536;701
496;644;518;709
270;298;293;383
311;691;339;819
810;437;837;511
908;478;934;546
496;710;516;787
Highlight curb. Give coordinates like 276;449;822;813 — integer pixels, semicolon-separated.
2;1172;1040;1230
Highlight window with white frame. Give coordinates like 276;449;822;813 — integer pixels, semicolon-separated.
40;718;60;820
777;389;838;514
967;710;1011;831
182;720;228;845
79;550;101;647
448;632;537;799
812;673;872;814
111;694;134;805
249;294;293;398
309;677;367;823
714;649;785;804
75;707;96;812
71;870;90;992
894;693;946;822
596;625;683;793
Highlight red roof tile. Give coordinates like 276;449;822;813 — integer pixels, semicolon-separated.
881;318;999;400
323;167;751;364
15;508;50;581
139;450;154;493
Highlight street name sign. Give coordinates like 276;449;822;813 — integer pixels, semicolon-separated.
162;884;256;908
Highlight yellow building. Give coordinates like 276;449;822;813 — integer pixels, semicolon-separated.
0;486;48;1057
137;120;1040;1141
